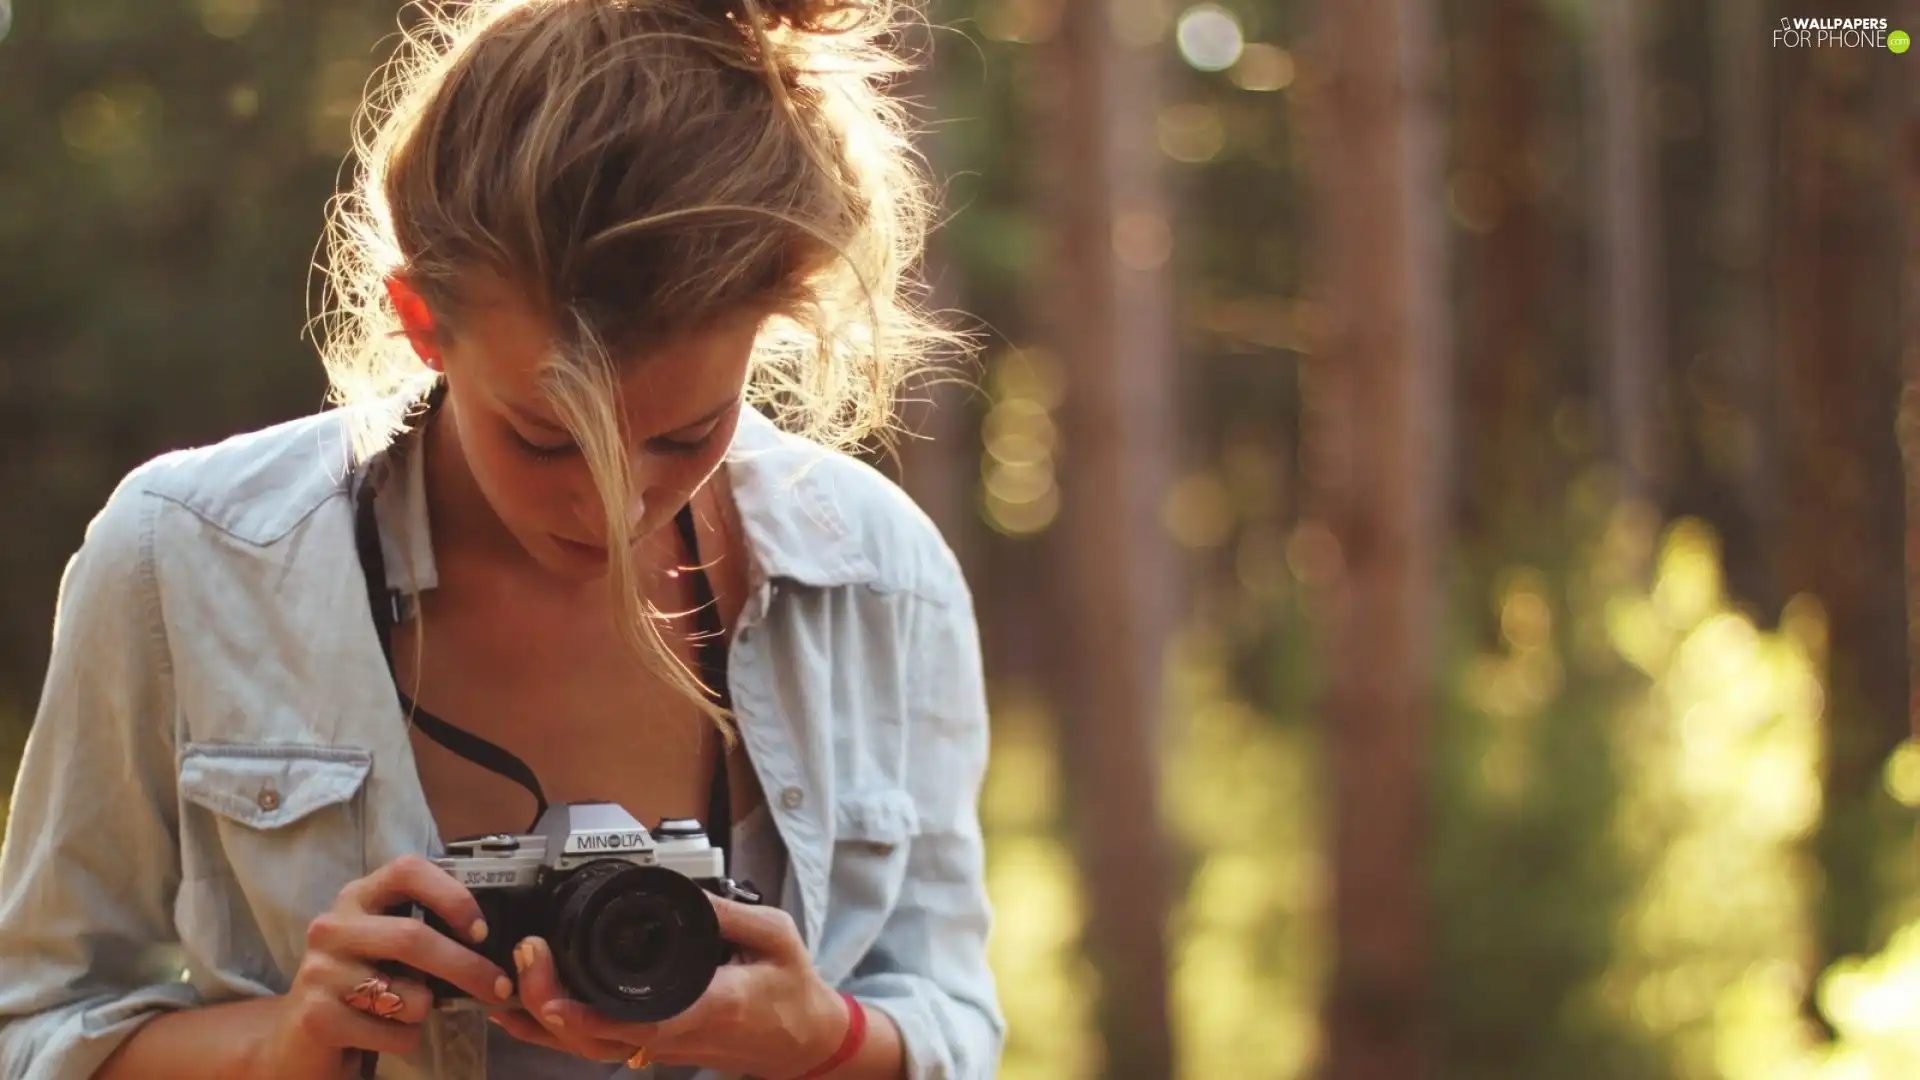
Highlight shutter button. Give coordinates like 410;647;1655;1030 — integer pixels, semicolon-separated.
257;787;281;813
779;787;804;810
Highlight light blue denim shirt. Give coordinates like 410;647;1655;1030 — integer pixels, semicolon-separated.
0;400;1003;1080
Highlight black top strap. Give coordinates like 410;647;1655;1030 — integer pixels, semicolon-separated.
352;467;734;861
677;507;734;863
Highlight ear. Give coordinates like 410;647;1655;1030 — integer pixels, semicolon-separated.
385;275;443;370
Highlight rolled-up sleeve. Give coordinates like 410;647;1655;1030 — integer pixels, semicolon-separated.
0;473;202;1080
841;560;1005;1080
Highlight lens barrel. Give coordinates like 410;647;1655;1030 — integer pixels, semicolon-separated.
547;860;727;1023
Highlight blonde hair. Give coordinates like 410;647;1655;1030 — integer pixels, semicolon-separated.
311;0;960;733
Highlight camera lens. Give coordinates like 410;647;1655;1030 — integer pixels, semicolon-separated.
593;899;672;973
548;862;726;1023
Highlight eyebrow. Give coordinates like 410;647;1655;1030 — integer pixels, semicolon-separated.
505;395;739;440
504;401;569;435
649;397;740;441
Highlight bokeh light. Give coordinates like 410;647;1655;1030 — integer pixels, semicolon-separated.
1176;4;1245;73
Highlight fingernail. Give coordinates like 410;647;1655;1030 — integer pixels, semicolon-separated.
493;975;513;1001
513;942;530;972
470;919;490;944
487;1013;505;1027
544;1009;565;1030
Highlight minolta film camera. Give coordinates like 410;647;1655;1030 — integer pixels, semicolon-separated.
401;801;762;1023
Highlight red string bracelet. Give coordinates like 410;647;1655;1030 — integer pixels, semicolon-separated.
791;992;867;1080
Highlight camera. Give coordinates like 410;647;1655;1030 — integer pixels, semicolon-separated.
398;801;762;1023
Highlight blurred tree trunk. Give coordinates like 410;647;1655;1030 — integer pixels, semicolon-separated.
1037;3;1178;1079
1709;0;1782;617
1458;0;1553;542
1590;0;1663;507
1300;0;1449;1076
1776;22;1910;1034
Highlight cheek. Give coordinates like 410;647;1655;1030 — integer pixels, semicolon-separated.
639;419;740;507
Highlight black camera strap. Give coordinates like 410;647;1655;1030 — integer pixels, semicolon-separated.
352;469;734;864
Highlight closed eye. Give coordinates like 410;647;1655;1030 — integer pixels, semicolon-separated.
644;401;738;456
506;399;737;462
510;430;579;461
645;423;723;456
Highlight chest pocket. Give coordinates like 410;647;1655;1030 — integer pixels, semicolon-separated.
177;743;373;983
828;789;920;912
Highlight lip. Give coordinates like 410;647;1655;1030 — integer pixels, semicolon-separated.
551;535;608;557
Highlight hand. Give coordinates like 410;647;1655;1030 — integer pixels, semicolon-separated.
260;855;516;1079
491;897;851;1079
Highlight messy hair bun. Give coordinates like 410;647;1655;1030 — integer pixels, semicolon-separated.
719;0;872;33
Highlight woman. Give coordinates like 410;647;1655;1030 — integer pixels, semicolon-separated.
0;1;1002;1078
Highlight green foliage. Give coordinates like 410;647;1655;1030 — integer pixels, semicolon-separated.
1430;554;1656;1080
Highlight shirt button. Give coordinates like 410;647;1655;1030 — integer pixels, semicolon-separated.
779;787;804;810
257;787;281;813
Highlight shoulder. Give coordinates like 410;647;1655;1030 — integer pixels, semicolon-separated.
101;408;362;548
48;409;369;696
62;407;360;603
728;409;970;608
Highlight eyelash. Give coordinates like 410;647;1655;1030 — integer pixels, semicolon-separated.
509;427;719;462
648;430;720;457
511;433;578;461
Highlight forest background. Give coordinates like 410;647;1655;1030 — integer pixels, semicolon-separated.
3;1;1919;1078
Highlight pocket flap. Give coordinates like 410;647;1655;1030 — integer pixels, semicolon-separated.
179;744;373;830
834;789;920;848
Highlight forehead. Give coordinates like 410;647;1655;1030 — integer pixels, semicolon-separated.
453;280;759;429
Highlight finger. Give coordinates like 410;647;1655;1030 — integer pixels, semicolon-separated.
339;855;491;948
647;963;750;1044
512;938;651;1063
337;967;436;1027
307;911;512;1005
289;982;423;1057
510;940;593;1044
511;937;568;1022
325;1009;424;1057
567;1005;661;1048
710;897;804;962
487;1009;571;1052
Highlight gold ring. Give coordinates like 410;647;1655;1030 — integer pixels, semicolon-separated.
625;1045;650;1070
343;974;406;1020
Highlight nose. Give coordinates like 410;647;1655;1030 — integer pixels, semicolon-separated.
568;469;648;542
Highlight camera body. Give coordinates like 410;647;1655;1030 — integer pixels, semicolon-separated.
402;801;761;1023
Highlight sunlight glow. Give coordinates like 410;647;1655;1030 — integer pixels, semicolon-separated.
1880;740;1920;808
1164;649;1326;1080
1231;44;1295;92
1598;514;1827;1079
1176;5;1244;73
975;475;1909;1080
981;350;1065;537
